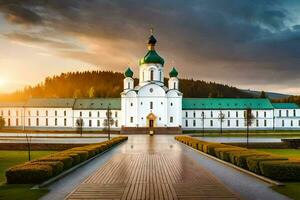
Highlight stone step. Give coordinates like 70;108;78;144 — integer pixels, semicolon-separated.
120;127;182;134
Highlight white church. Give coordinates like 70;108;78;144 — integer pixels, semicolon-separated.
1;34;300;134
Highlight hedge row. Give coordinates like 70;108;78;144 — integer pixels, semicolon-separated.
175;136;300;181
6;136;128;184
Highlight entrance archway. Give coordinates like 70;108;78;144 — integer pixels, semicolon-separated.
146;113;157;129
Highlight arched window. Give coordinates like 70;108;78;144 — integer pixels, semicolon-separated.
173;82;176;89
143;71;145;81
150;102;153;109
159;71;162;81
150;70;154;81
128;82;130;89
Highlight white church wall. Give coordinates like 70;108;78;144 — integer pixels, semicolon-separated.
274;109;300;129
0;107;24;127
137;84;167;127
73;110;121;129
167;90;182;127
182;109;274;130
139;64;164;86
24;107;74;128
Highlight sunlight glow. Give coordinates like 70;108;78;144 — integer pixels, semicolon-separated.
0;78;7;89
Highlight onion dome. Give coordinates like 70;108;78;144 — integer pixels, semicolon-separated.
124;67;133;78
169;67;178;77
148;35;157;46
139;33;164;66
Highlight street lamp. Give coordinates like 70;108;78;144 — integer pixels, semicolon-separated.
201;112;205;137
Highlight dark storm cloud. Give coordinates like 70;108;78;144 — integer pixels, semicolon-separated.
0;3;42;25
5;32;80;49
0;0;300;89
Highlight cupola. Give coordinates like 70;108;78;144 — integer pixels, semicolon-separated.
139;31;164;66
169;67;178;77
124;67;133;78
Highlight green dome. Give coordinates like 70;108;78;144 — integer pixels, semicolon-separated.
139;34;164;66
124;67;133;77
139;50;165;66
169;67;178;77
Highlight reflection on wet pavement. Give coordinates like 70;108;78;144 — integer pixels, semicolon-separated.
67;135;239;200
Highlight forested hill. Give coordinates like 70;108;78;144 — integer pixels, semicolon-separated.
0;71;253;101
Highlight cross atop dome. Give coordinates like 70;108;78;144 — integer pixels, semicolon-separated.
148;28;157;50
139;29;164;66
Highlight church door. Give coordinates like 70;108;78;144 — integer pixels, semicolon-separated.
146;113;157;129
149;120;154;128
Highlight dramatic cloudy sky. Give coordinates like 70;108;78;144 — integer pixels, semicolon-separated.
0;0;300;94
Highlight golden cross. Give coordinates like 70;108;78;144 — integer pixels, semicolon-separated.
150;27;154;35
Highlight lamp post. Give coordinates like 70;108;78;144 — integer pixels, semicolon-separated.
76;117;84;137
245;108;254;148
104;106;114;140
218;111;225;135
201;112;205;137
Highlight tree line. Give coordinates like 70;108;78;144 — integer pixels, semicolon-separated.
0;70;254;101
272;95;300;105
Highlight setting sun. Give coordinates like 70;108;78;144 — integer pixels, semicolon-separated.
0;79;6;88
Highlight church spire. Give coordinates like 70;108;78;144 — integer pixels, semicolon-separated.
139;29;164;66
148;28;157;50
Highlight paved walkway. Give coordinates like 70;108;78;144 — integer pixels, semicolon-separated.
66;136;239;200
41;135;289;200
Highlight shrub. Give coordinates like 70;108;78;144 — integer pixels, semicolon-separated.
5;136;128;184
229;151;268;169
58;153;81;166
214;147;245;160
70;147;96;158
260;161;300;181
203;143;230;156
175;135;300;181
66;150;89;162
246;155;288;174
37;156;73;170
30;161;64;175
6;164;53;184
220;149;247;162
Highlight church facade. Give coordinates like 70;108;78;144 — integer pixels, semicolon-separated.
1;34;300;133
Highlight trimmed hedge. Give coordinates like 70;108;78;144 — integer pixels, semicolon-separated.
6;136;128;184
246;155;288;174
175;136;300;181
31;161;64;176
214;147;245;161
226;150;265;168
37;156;73;170
260;160;300;181
6;164;53;184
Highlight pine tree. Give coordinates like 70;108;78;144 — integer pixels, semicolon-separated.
260;91;267;98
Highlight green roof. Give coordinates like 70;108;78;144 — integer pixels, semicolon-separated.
182;98;274;110
139;50;164;66
272;103;299;109
124;67;133;78
0;102;25;107
169;67;178;77
73;98;121;110
26;98;75;108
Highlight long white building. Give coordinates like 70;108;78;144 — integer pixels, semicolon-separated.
1;34;299;133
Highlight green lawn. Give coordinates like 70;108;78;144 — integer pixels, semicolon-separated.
256;149;300;159
272;183;300;200
256;149;300;199
0;150;56;200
